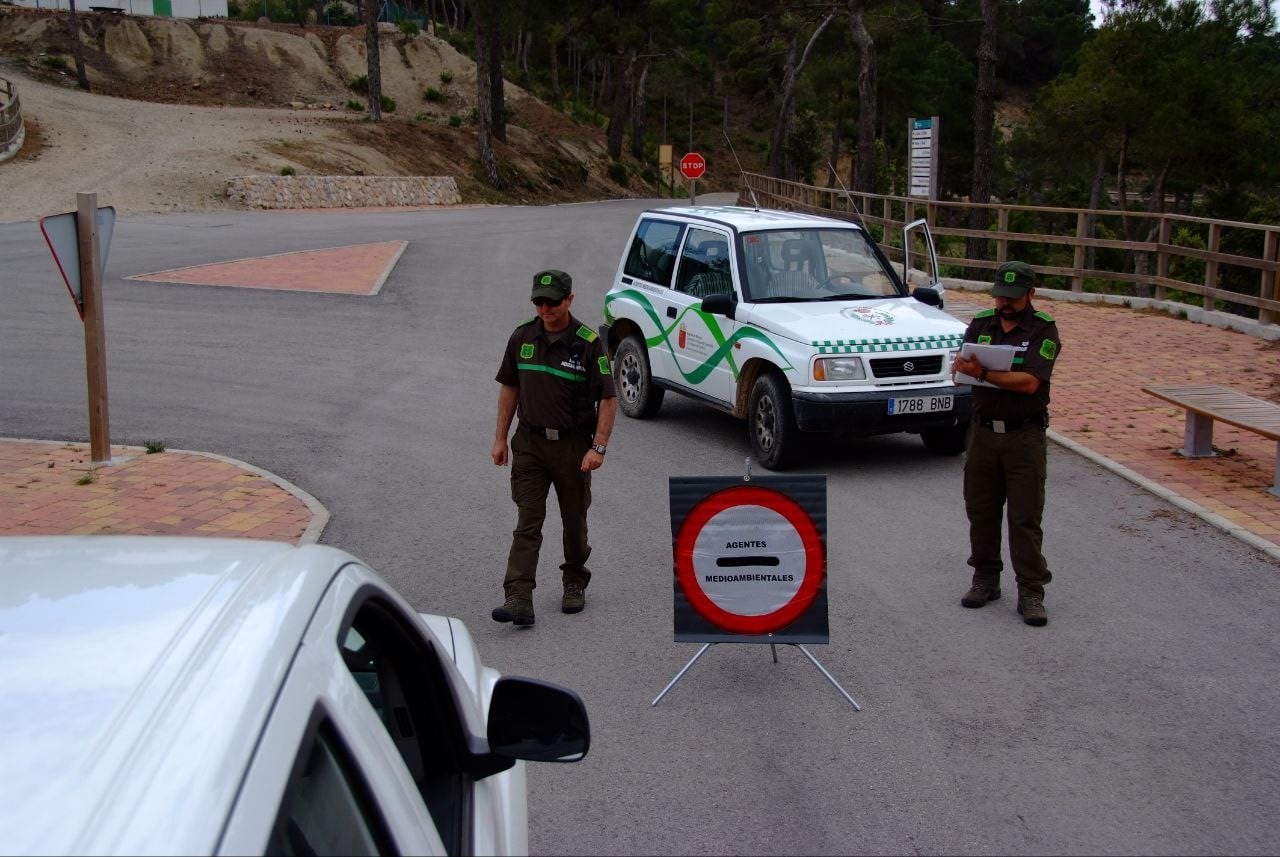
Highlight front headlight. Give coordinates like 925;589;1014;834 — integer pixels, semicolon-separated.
813;356;866;382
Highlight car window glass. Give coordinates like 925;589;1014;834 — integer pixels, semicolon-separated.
738;228;899;300
623;218;683;288
267;721;396;857
674;227;733;299
340;600;471;856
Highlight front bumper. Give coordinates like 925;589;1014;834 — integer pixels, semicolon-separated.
792;385;973;435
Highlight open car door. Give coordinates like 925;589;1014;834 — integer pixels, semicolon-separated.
902;218;945;306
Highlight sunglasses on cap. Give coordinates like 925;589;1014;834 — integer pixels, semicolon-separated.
532;297;564;308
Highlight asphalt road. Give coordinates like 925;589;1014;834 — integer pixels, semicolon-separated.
3;198;1279;855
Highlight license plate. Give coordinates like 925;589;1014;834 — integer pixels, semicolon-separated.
888;394;953;415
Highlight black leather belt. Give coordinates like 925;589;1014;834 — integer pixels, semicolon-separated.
519;421;590;440
975;414;1047;433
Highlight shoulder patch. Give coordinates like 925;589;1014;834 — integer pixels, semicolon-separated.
516;317;538;328
1040;339;1058;360
974;308;996;319
1035;310;1056;322
576;325;598;343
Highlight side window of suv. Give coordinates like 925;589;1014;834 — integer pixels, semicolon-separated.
623;218;683;288
674;227;733;299
340;599;474;856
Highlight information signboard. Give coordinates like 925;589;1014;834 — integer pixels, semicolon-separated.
907;116;940;201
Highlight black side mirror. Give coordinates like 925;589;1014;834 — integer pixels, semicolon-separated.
486;676;590;763
912;286;943;307
701;292;736;319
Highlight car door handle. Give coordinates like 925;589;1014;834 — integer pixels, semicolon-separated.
667;306;677;318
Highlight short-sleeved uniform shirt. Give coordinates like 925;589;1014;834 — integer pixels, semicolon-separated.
496;314;616;431
964;303;1061;422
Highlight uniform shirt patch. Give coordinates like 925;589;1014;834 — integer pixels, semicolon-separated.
1040;339;1058;360
598;356;610;375
977;334;992;344
519;343;535;359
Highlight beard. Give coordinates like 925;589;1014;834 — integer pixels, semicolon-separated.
998;303;1027;321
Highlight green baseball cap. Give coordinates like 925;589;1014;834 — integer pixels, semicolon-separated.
531;269;573;300
992;261;1036;297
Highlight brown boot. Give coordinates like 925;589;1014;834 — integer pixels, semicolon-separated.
561;583;586;614
491;595;535;627
961;583;1001;608
1017;594;1048;627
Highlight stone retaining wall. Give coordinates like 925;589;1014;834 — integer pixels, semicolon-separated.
226;175;461;209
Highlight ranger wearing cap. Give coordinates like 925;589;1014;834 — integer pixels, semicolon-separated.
490;269;617;627
951;260;1062;627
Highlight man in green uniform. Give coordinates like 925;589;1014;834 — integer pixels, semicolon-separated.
951;261;1062;627
491;270;617;628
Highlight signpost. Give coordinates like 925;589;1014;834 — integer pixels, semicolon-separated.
39;193;114;463
908;116;940;201
679;151;705;204
653;472;860;710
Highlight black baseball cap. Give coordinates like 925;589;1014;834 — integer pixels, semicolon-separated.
992;261;1036;297
531;270;572;300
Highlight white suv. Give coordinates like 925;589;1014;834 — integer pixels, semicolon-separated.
603;205;971;468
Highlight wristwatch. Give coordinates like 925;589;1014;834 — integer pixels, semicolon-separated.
591;443;607;455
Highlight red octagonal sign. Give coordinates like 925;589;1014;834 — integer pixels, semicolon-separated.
679;151;706;180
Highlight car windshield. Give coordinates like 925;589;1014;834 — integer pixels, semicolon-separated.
737;228;903;302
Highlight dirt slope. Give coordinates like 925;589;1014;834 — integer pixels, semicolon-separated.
0;7;644;222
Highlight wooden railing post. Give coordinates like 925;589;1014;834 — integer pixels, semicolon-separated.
1073;212;1087;292
1262;228;1279;326
996;208;1009;267
1204;222;1221;311
1155;217;1172;302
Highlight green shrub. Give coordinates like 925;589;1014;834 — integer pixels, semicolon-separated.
397;19;420;38
143;440;166;454
280;165;296;176
348;74;369;93
322;1;359;25
39;54;67;69
448;114;462;127
347;99;364;111
424;87;445;102
439;69;454;84
608;162;629;186
379;94;396;113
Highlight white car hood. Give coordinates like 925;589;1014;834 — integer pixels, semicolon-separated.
738;296;964;347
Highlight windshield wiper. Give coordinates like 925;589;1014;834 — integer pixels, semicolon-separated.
815;293;880;301
748;295;805;303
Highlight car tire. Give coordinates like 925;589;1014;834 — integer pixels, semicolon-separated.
748;372;799;470
614;335;664;419
921;423;968;455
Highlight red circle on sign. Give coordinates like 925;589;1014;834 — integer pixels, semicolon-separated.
674;485;824;635
680;151;706;180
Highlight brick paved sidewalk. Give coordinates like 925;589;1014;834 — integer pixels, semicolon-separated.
0;440;327;544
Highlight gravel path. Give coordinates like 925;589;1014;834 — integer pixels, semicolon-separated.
0;65;378;223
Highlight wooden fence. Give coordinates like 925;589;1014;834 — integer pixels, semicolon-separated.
738;172;1280;326
0;76;24;162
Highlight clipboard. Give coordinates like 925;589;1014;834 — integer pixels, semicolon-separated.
955;342;1020;387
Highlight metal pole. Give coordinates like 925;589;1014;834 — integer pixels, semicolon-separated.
652;643;713;706
794;645;861;711
77;192;111;463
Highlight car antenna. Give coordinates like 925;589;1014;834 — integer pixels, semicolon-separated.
723;129;761;209
828;161;870;231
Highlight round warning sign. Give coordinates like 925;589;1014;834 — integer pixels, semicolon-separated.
674;484;824;635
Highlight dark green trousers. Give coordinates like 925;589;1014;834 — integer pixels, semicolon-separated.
503;427;593;598
963;422;1052;598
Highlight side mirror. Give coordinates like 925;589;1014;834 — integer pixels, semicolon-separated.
701;292;736;319
486;676;590;763
912;286;943;307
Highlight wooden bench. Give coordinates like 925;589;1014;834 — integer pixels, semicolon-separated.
1142;384;1280;495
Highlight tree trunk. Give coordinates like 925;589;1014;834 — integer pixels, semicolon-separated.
629;56;650;161
474;1;500;185
363;0;383;122
606;49;636;162
66;0;89;91
488;7;505;143
767;10;835;179
1086;156;1105;270
847;0;876;193
965;0;998;274
549;36;561;104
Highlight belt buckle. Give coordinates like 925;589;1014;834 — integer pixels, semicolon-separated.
992;420;1006;434
545;428;560;440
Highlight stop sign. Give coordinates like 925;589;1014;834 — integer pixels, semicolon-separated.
679;151;706;180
